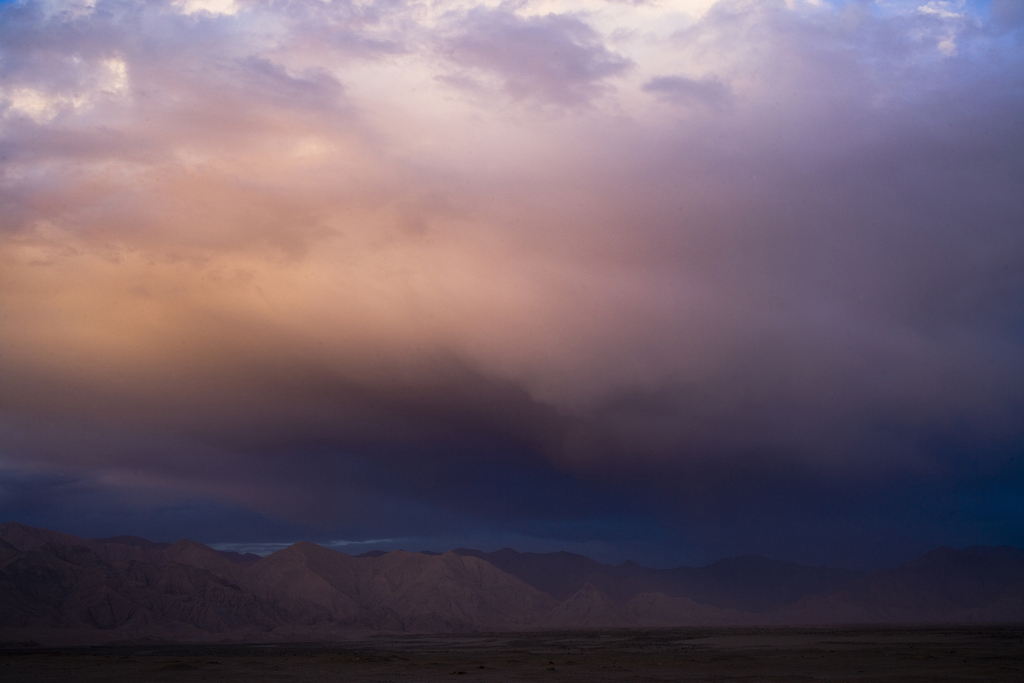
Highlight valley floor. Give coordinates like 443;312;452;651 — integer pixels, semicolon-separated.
2;626;1022;682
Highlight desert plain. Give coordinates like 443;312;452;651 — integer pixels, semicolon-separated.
3;626;1022;683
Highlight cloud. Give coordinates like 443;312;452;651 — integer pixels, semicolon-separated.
441;6;632;105
642;74;731;107
0;0;1021;565
174;0;238;16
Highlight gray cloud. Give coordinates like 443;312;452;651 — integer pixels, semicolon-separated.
441;6;631;104
0;0;1021;565
642;75;730;107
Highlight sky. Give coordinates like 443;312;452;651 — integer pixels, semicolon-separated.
0;0;1022;570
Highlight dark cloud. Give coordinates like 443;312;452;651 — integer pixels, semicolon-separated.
0;469;322;544
0;0;1021;568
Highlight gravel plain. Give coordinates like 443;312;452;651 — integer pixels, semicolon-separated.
3;626;1022;682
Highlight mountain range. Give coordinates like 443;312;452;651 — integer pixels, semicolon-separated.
1;522;1021;644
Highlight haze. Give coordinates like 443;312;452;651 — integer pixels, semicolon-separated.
0;0;1022;569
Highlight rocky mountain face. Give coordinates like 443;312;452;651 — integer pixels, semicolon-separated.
241;541;558;633
1;522;1021;644
450;547;863;610
0;523;555;642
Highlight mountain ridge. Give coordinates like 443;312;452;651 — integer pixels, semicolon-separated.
449;546;863;610
1;522;1021;645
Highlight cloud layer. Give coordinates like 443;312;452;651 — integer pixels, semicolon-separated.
1;0;1022;566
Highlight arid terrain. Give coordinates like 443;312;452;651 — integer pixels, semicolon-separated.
2;626;1022;682
4;522;1024;646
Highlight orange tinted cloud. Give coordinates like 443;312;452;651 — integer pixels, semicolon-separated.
0;0;1022;537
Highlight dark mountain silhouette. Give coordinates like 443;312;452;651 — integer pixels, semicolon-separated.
213;549;264;567
1;522;1021;645
452;548;609;601
451;547;861;610
0;525;282;639
535;583;629;629
92;535;170;548
0;523;554;642
242;541;556;633
778;545;1024;623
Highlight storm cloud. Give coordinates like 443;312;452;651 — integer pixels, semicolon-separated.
0;0;1021;567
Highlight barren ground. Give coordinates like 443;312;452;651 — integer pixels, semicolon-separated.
3;626;1022;682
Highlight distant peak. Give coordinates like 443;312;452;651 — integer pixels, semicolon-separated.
294;540;331;550
278;540;321;554
94;535;167;548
